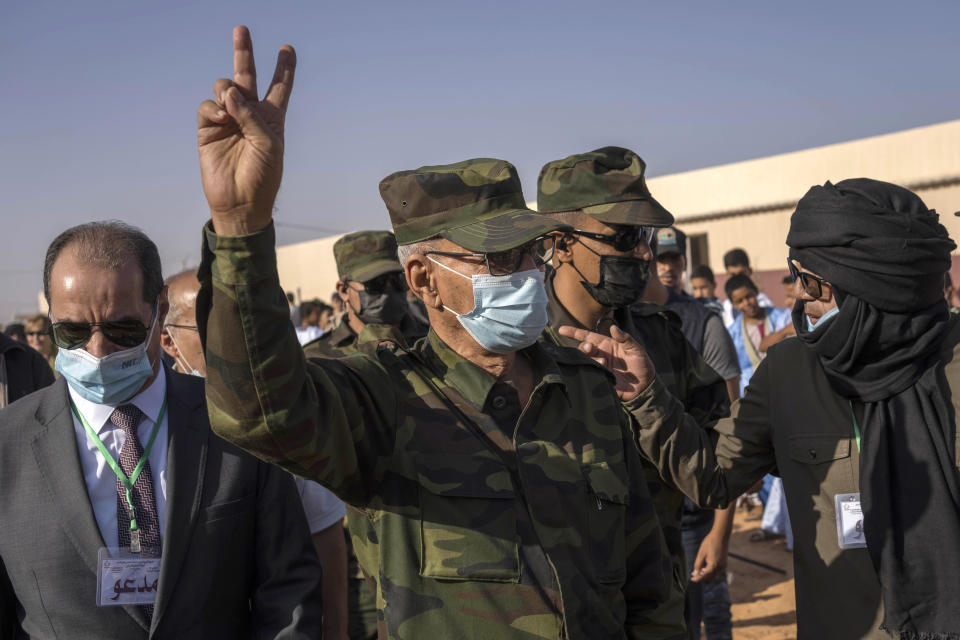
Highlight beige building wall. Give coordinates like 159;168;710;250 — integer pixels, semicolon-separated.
646;119;960;274
276;233;346;305
276;120;960;301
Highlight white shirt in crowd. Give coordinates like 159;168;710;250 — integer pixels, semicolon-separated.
295;325;324;346
69;367;169;546
294;477;346;534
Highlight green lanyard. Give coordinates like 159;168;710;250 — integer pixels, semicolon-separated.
70;397;166;552
848;401;861;453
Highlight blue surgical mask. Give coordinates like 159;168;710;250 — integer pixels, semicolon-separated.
56;310;159;405
429;257;549;354
805;305;840;332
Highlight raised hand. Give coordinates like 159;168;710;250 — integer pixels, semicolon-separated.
556;324;656;401
198;25;296;236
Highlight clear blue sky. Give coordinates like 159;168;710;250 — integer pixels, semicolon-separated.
2;0;958;320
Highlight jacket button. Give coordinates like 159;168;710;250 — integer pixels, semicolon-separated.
809;449;817;459
492;395;507;410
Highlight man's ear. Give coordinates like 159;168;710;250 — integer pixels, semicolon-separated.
554;232;576;265
406;254;442;310
335;279;349;298
160;328;179;361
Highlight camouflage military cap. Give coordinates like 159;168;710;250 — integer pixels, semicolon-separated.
537;147;674;227
333;230;402;283
379;158;570;252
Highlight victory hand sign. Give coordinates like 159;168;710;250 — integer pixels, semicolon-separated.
198;26;296;236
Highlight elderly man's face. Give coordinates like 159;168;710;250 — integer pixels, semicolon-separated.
161;274;205;377
48;247;166;364
428;237;540;317
791;260;838;326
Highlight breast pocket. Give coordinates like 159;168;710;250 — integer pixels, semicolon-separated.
786;434;852;493
583;461;629;584
416;454;520;582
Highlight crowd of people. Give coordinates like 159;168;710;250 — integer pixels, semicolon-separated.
1;25;959;640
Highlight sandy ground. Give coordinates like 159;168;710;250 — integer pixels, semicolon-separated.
724;504;797;639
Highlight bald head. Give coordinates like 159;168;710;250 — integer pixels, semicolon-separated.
165;269;201;326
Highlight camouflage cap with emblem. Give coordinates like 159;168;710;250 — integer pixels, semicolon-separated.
334;230;403;283
537;146;674;227
379;158;571;252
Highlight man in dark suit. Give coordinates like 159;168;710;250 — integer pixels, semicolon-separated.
0;331;55;409
0;221;323;639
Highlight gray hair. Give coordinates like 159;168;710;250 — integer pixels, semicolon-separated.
396;239;439;267
43;221;164;307
545;209;584;229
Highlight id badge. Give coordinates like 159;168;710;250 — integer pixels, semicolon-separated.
96;547;161;606
834;492;867;549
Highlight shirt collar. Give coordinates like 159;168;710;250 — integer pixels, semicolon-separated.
68;366;167;434
422;329;566;411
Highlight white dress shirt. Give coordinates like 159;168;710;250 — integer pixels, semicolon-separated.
68;367;169;547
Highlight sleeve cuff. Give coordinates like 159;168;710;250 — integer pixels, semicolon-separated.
622;376;678;424
201;220;279;286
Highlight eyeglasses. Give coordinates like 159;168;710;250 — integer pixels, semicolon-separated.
51;319;150;350
788;260;829;299
25;331;49;338
164;324;199;332
349;272;407;295
573;226;654;252
424;236;555;277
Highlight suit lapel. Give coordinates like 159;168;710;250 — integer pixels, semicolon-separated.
30;379;151;631
152;368;208;628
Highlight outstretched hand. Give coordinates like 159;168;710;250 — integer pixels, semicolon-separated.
198;26;296;236
556;325;656;401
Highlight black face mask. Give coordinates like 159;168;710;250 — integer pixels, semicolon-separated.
352;290;409;326
573;255;651;308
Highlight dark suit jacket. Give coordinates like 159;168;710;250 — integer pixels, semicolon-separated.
0;334;54;408
0;367;323;639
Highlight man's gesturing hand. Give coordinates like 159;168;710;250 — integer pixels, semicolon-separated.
198;25;296;237
556;325;656;401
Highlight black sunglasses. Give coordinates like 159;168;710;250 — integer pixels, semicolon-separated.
788;260;829;299
573;226;654;252
424;236;554;277
350;272;407;295
51;319;151;350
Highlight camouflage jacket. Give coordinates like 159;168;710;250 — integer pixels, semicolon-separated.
197;223;673;640
543;268;729;637
302;315;426;360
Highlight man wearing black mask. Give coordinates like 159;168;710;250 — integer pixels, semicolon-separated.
304;230;427;359
538;147;729;637
624;178;960;639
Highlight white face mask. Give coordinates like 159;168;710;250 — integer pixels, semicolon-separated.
429;257;549;354
166;327;203;377
55;308;159;405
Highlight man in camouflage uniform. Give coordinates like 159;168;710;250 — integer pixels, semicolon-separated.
537;147;730;638
193;27;674;639
303;230;427;640
303;230;427;361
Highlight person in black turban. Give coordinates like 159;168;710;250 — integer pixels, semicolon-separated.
787;178;959;639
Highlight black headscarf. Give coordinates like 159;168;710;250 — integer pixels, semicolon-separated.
788;179;960;639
